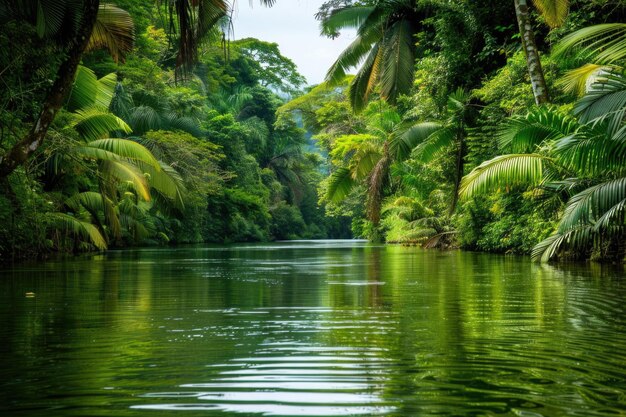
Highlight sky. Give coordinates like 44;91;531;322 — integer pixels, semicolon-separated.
231;0;356;86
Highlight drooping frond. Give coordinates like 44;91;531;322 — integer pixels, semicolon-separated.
498;106;578;152
558;177;626;232
574;73;626;136
84;138;160;168
412;128;455;164
389;122;443;160
100;160;151;201
556;64;609;97
553;23;626;65
379;18;415;104
129;106;163;134
325;23;381;85
348;43;382;112
86;4;135;63
326;167;356;203
366;154;390;224
66;65;99;111
95;73;118;108
531;0;569;28
66;191;105;213
136;160;186;208
46;212;107;250
531;225;594;262
460;154;550;199
73;108;132;141
554;128;626;175
321;6;375;37
352;142;383;180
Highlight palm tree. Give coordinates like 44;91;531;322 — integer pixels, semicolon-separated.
459;100;626;261
391;89;475;214
0;1;134;179
321;0;427;112
513;0;569;105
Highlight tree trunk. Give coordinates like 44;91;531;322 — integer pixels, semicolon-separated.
514;0;550;105
0;0;100;179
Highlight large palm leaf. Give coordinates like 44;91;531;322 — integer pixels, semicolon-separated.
86;4;134;63
459;154;551;198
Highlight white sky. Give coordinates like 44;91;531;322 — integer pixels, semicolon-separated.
231;0;356;86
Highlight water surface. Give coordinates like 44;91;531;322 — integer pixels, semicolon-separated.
1;241;625;416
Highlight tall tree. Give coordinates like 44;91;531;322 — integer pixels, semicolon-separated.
0;1;134;179
321;0;427;112
513;0;569;105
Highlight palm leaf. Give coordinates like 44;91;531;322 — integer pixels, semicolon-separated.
389;122;442;160
531;225;593;261
86;4;135;63
553;23;626;65
321;6;375;36
348;43;382;112
129;105;162;134
85;138;160;169
498;106;578;152
574;73;626;136
379;18;415;104
352;142;383;180
412;127;456;164
95;73;118;109
558;177;626;232
459;154;550;199
556;64;609;97
325;25;381;85
326;167;356;203
101;160;151;201
532;0;569;28
46;212;107;250
73;108;132;141
66;65;99;111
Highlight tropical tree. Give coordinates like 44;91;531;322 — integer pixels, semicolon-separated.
513;0;569;105
320;0;428;111
459;98;626;261
0;0;134;179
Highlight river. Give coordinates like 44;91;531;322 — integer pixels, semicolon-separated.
1;241;625;416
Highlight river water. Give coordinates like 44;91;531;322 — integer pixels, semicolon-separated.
0;241;625;416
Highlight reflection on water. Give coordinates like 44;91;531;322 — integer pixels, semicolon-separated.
0;241;625;417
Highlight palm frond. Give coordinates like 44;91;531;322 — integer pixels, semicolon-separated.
412;127;455;164
129;105;162;134
73;108;132;141
86;4;134;63
101;160;151;201
574;73;626;136
326;167;356;203
325;25;380;85
498;106;578;152
532;0;569;28
66;65;99;111
348;44;382;112
46;212;107;250
553;23;626;65
460;154;550;199
86;138;160;169
556;64;609;97
389;122;442;160
558;177;626;232
532;225;594;262
379;18;415;104
321;6;375;36
95;73;118;108
352;142;383;180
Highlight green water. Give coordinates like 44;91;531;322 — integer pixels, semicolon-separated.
1;241;625;417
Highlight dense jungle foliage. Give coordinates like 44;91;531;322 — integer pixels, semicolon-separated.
1;0;626;262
